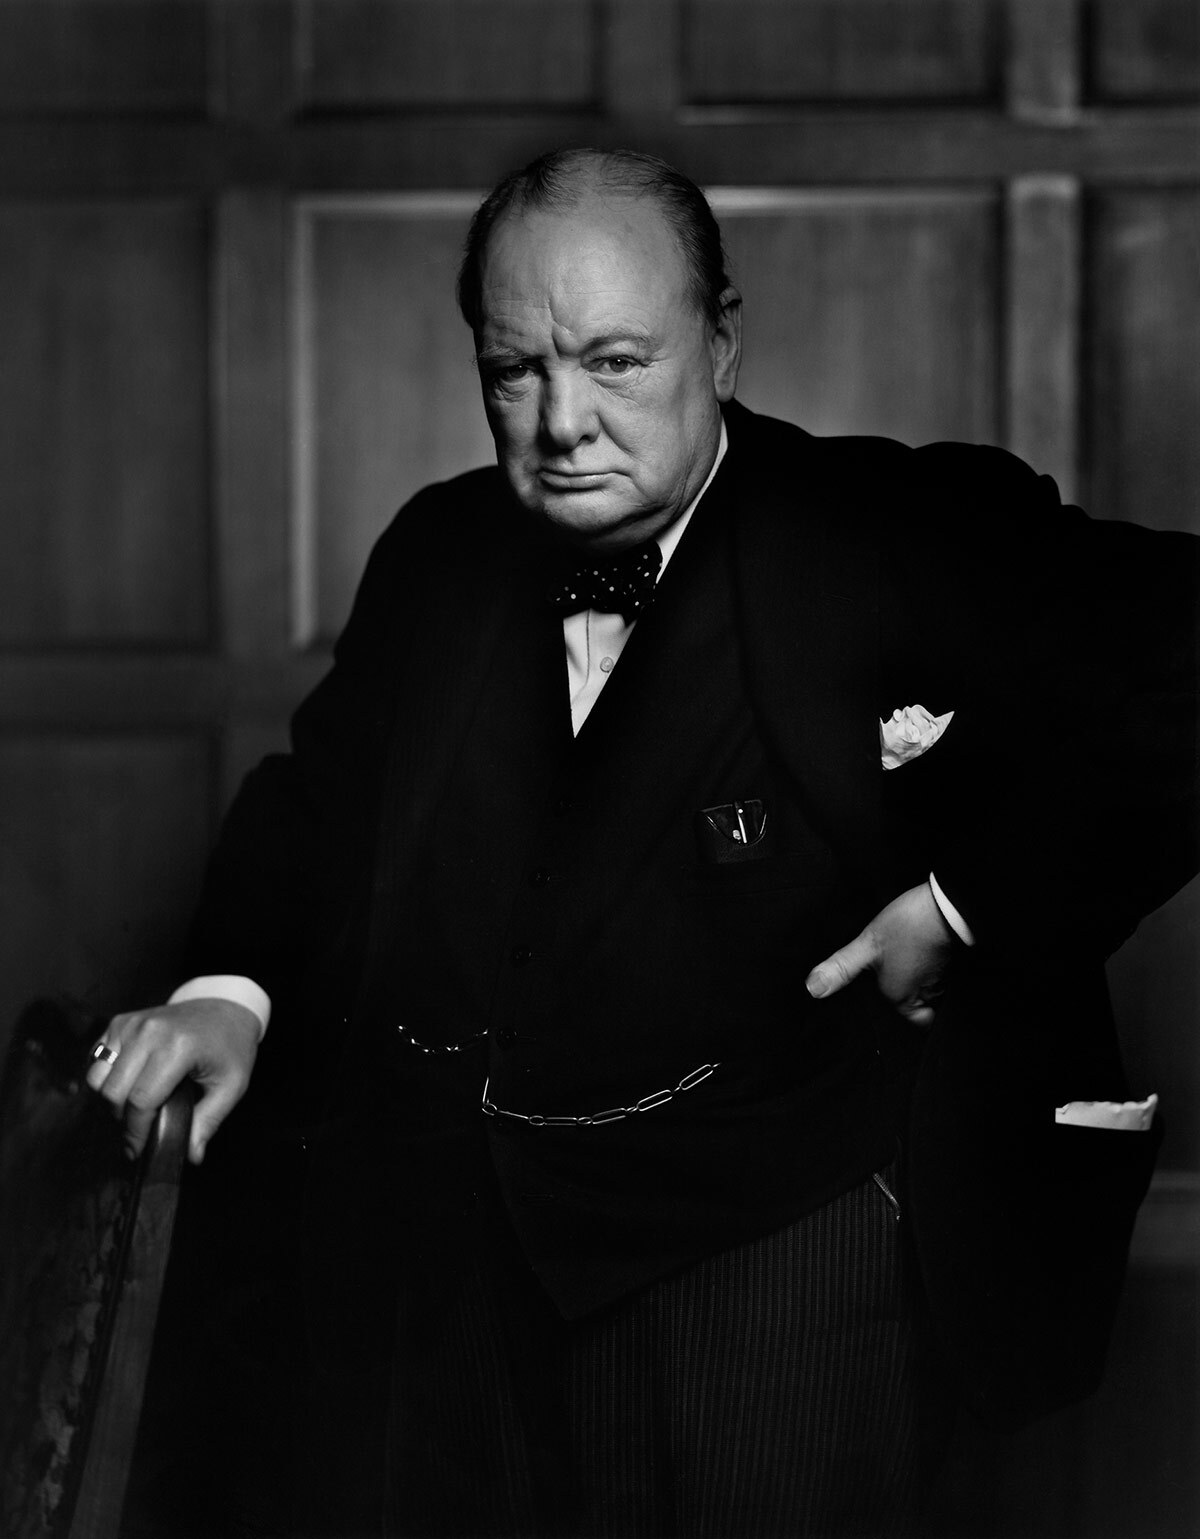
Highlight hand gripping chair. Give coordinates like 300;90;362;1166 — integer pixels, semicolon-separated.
0;999;192;1539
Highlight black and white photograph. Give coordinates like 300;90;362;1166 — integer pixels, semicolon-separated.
0;4;1197;1537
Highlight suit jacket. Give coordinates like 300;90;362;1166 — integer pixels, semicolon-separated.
189;400;1197;1431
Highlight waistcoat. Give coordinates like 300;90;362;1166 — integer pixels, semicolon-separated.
363;472;916;1316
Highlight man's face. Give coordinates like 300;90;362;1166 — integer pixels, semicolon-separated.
474;194;741;551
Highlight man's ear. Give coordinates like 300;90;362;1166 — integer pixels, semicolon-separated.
710;286;742;402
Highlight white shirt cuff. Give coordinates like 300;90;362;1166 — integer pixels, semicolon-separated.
928;873;975;946
168;975;271;1038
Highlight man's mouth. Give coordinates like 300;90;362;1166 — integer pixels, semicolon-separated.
538;470;611;491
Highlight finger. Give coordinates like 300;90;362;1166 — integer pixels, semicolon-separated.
115;1041;192;1158
92;1028;155;1116
86;1041;119;1090
122;1097;159;1161
85;1012;135;1092
189;1073;247;1164
806;931;877;999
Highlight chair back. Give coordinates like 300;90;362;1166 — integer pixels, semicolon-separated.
0;1000;191;1539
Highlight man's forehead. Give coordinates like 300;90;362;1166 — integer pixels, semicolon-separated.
483;195;684;283
482;282;657;323
478;196;690;338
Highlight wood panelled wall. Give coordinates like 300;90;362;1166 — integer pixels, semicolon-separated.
0;3;1195;1533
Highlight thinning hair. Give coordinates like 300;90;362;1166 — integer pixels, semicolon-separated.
456;147;732;331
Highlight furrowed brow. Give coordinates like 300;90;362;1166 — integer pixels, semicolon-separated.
585;328;654;352
474;327;655;369
473;345;530;367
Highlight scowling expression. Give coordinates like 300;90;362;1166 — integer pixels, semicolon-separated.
474;193;741;552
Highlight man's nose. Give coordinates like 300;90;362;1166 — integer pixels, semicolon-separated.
539;371;598;451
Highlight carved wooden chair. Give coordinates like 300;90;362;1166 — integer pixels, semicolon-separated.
0;999;191;1539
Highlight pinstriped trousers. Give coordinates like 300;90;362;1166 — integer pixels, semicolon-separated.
382;1165;944;1538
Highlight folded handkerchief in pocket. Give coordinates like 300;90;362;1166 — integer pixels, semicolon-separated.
880;704;954;770
1055;1094;1158;1131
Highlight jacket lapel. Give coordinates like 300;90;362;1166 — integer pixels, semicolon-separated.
727;404;886;900
357;498;569;1011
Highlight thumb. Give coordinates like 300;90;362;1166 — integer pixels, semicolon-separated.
188;1075;242;1164
806;931;877;1000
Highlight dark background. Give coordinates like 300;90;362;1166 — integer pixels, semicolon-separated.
0;3;1195;1534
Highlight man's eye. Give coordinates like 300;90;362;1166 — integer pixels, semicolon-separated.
484;362;533;388
595;355;638;376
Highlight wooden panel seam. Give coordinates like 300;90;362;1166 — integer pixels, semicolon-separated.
289;192;490;652
3;114;1200;193
214;190;293;658
1004;174;1080;498
291;196;318;651
1006;0;1082;123
604;0;681;121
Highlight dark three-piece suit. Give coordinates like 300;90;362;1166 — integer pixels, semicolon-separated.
176;400;1198;1536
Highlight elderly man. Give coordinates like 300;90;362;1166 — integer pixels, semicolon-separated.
92;149;1196;1538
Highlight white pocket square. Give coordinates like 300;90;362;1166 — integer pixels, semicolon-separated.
880;704;954;770
1055;1094;1158;1131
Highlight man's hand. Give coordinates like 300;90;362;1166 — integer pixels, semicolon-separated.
85;998;260;1165
805;881;959;1028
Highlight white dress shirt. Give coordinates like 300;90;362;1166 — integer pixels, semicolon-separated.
565;421;728;734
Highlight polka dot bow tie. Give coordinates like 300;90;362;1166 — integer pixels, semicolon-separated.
544;540;663;622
